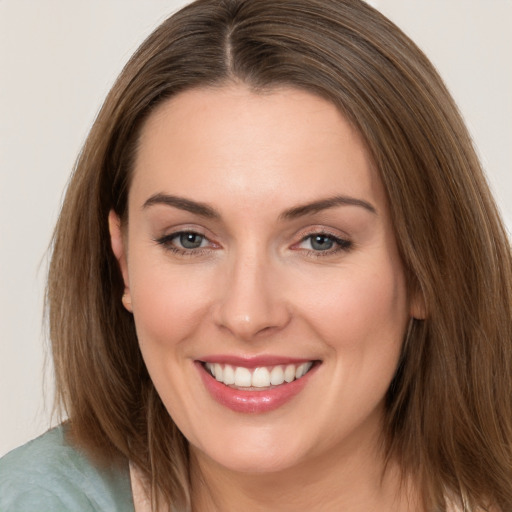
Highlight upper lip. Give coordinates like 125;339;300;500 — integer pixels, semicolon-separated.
197;354;319;368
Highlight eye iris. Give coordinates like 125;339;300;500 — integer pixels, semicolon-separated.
179;233;203;249
311;235;334;251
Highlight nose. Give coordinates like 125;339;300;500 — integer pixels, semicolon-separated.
213;250;291;341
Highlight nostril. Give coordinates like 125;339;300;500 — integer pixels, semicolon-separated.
212;264;292;340
214;303;291;340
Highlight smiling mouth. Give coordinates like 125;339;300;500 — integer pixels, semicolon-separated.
202;361;316;389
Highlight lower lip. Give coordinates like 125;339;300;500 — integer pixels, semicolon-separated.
196;361;319;414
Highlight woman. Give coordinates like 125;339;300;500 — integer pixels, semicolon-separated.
1;0;511;510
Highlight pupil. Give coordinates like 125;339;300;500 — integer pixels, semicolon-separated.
311;235;333;251
180;233;202;249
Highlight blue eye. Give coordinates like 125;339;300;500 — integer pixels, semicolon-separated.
176;232;206;249
298;233;352;254
155;231;210;254
309;234;336;251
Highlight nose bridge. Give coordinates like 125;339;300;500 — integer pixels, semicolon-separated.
214;241;289;340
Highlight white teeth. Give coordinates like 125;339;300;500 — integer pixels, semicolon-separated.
223;364;235;385
205;361;314;388
269;366;285;385
284;365;296;383
296;362;312;379
234;367;252;387
252;367;270;388
214;363;223;382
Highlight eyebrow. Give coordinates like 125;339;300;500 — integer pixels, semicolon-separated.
142;193;220;218
142;193;376;219
280;195;377;219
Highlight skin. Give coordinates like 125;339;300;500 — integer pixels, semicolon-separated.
110;85;425;511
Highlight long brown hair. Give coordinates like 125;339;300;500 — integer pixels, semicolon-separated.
47;1;512;510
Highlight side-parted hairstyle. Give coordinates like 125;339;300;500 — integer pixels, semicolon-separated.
47;0;512;510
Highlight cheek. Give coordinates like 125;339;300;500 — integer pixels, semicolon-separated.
299;264;406;341
127;257;216;427
128;257;214;349
293;262;408;437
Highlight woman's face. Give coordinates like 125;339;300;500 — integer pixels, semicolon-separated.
110;85;421;474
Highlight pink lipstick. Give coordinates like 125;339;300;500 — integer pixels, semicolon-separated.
195;356;319;414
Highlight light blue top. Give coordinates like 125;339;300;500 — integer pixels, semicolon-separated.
0;426;135;511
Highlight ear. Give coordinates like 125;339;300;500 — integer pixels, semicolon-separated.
409;285;426;320
108;210;132;312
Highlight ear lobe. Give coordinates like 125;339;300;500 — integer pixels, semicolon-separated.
108;210;132;312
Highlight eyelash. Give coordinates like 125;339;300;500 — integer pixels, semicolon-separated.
295;231;352;258
154;231;213;257
154;230;353;257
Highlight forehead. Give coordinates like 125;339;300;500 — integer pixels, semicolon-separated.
130;85;385;213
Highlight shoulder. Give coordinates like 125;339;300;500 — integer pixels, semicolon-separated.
0;426;134;512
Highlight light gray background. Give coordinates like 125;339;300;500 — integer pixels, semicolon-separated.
1;0;511;456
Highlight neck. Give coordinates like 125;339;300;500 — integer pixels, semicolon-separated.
189;431;422;512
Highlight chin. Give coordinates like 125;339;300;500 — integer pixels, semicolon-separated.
205;449;302;475
190;427;309;475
